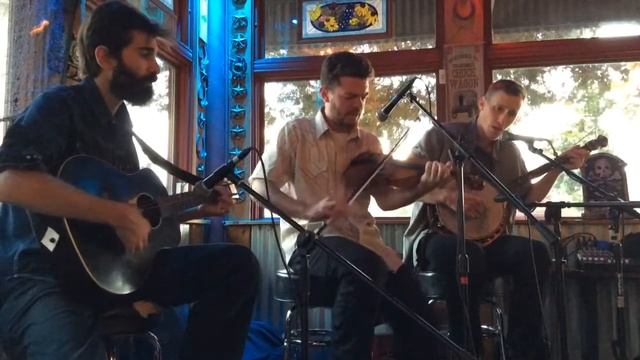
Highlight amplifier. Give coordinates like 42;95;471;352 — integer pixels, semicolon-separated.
573;238;640;271
565;233;640;271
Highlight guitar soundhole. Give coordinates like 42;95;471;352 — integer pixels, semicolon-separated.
137;194;161;228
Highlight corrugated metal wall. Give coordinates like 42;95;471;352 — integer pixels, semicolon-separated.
493;0;640;31
249;222;407;333
264;0;640;48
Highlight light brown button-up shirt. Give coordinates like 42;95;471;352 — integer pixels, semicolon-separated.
250;110;384;260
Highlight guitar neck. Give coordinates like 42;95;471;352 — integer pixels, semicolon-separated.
156;192;207;219
524;157;570;180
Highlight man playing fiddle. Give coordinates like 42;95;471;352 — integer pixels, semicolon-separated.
250;51;451;359
403;79;589;359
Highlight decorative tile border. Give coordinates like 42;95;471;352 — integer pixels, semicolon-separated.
229;1;250;202
196;38;209;175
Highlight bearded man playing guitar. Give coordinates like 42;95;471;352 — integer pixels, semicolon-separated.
403;79;589;360
0;2;258;359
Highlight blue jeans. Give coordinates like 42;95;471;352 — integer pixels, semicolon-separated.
0;244;260;360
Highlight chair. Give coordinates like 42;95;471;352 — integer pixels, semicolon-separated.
275;268;401;360
417;271;506;360
100;304;162;360
274;269;332;359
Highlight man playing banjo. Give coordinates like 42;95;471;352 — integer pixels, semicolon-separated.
403;79;589;360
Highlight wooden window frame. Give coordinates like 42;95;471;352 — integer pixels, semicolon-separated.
86;0;195;174
252;0;445;219
252;0;640;221
482;0;640;76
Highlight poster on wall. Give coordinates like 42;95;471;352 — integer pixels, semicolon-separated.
444;45;484;123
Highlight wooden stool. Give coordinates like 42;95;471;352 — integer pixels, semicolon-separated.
417;271;506;360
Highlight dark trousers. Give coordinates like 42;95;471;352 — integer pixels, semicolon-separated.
289;236;436;360
0;244;260;360
416;233;551;359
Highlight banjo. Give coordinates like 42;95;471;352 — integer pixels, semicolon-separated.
435;135;608;246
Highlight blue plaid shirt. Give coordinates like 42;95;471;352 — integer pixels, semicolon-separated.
0;78;139;283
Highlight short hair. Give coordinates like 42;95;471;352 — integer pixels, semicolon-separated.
78;1;166;78
485;79;526;100
320;51;374;89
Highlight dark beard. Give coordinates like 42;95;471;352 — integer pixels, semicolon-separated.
110;63;157;106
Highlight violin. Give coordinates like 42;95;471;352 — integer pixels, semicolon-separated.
343;152;484;195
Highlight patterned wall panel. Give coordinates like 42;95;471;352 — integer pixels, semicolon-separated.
196;38;209;176
227;0;251;209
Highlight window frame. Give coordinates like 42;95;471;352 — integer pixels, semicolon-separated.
157;37;195;178
86;0;196;190
485;0;640;220
253;0;640;221
484;0;640;77
252;0;445;220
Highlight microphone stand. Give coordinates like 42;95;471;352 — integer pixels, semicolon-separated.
225;173;475;360
523;143;639;360
529;201;640;360
405;90;565;356
609;207;627;360
451;145;475;353
524;143;640;220
543;201;569;360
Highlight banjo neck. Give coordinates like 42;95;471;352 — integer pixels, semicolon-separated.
434;135;608;246
511;135;608;187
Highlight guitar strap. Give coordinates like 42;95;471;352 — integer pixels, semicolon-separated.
130;130;202;185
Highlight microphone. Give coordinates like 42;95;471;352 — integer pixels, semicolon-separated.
376;76;418;122
199;147;251;190
502;131;549;144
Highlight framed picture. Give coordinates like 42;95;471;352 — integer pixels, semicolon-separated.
580;153;629;219
300;1;390;41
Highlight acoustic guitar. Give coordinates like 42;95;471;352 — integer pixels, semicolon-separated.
436;135;609;246
34;155;218;295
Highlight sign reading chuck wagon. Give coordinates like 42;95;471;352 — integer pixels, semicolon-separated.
444;45;484;122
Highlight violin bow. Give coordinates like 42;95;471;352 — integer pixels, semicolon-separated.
346;128;410;206
314;127;411;237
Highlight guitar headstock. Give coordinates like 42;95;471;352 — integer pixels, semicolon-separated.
583;135;608;152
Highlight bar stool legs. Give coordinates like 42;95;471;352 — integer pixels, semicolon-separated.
282;305;332;359
104;331;162;360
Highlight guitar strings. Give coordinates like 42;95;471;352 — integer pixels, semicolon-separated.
132;191;214;212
